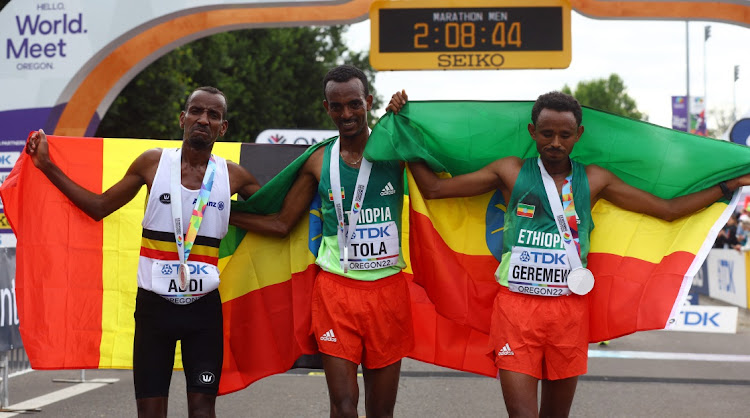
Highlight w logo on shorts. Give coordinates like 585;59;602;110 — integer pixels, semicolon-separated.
320;329;337;342
199;372;215;384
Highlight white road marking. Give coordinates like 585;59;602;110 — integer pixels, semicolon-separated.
0;378;119;417
589;350;750;362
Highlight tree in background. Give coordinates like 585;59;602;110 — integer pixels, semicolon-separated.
97;26;380;142
562;74;646;121
707;108;737;139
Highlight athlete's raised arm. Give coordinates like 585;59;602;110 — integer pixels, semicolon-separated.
589;164;750;221
26;128;157;221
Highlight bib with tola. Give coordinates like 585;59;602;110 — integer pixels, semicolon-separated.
137;149;231;304
316;139;406;280
495;158;593;296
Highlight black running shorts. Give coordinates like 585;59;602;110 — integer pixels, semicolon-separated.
133;288;223;398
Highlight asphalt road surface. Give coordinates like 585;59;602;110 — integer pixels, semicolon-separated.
2;298;748;417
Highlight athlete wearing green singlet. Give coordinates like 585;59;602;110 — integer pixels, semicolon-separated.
496;158;593;295
229;65;415;417
316;141;406;280
388;88;750;417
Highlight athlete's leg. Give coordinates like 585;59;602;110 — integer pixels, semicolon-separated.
322;353;361;418
133;289;176;418
539;376;578;418
498;369;540;418
186;392;217;418
136;398;168;417
181;290;223;418
362;359;402;418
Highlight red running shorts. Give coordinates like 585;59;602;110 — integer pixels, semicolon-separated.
311;270;414;369
488;285;589;380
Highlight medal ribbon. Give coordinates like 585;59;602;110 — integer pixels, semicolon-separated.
329;138;373;273
560;176;581;255
537;158;583;269
170;149;217;289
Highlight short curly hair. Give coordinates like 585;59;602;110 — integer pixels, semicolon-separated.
531;91;582;126
322;65;369;100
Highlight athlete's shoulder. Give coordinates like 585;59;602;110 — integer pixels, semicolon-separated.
583;163;612;178
131;148;164;172
299;146;325;182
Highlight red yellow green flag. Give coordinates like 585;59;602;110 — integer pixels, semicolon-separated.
366;101;750;353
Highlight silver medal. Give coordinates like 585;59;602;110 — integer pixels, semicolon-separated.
567;267;595;295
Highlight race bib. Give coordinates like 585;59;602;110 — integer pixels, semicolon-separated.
508;246;571;297
151;260;220;305
342;221;400;271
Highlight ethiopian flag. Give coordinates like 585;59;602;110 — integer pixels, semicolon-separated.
366;101;750;353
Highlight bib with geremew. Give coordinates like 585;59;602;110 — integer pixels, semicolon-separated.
495;158;593;296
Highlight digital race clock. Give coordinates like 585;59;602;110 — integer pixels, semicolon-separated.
370;0;571;70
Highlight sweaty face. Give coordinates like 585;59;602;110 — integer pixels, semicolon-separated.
528;109;582;164
323;78;373;140
179;91;228;150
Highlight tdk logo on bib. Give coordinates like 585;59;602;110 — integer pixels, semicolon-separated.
524;251;566;265
354;225;391;239
161;263;211;275
161;264;174;275
164;263;211;275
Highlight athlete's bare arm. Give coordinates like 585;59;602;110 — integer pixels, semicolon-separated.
387;90;524;201
229;147;323;237
25;129;157;221
587;164;750;222
409;157;523;203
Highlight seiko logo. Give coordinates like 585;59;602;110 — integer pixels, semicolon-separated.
159;193;171;204
199;372;215;384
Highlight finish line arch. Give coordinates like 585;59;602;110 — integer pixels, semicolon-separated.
0;0;748;138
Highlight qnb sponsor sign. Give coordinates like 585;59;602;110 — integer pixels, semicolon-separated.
4;3;88;72
669;305;738;334
256;129;337;146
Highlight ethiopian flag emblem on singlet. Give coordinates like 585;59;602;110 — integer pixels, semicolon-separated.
516;203;535;218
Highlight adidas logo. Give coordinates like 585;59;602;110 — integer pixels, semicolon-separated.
497;343;514;356
380;182;396;196
320;329;337;342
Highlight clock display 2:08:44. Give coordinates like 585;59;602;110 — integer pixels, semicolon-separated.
377;7;563;53
413;21;521;50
